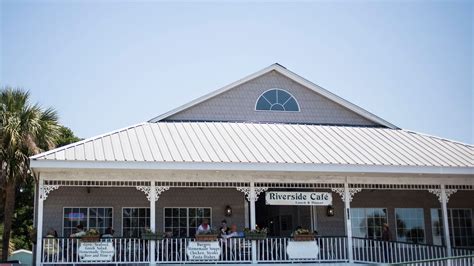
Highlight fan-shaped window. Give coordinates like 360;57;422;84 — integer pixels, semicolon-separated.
255;89;300;112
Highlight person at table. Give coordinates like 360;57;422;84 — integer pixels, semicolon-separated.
196;218;211;235
220;220;229;237
70;224;86;237
222;224;240;239
102;227;114;238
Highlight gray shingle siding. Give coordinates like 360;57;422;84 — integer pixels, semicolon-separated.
165;71;378;126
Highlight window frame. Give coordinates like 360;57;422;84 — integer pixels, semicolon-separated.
350;207;388;240
395;208;426;244
431;208;474;247
121;207;151;238
255;88;300;112
163;207;212;237
62;207;113;237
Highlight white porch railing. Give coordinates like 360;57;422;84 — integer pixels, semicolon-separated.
41;236;474;265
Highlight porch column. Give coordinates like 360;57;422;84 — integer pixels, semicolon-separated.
136;183;169;266
429;185;457;258
35;178;59;266
332;184;361;263
237;183;268;264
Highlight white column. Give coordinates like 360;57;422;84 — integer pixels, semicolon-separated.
249;182;257;264
344;182;354;263
35;178;45;266
441;184;452;258
150;181;156;266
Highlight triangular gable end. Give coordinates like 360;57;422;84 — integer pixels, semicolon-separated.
149;64;397;129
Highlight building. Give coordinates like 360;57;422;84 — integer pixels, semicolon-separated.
31;64;474;265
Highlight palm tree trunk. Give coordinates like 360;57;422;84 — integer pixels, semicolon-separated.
2;180;16;260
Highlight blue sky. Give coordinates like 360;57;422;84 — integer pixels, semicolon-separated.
1;1;473;143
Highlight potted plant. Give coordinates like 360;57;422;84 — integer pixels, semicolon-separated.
141;229;163;240
244;227;268;240
195;229;218;241
292;228;315;241
81;229;101;242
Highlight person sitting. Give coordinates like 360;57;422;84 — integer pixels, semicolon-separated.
102;227;114;238
219;220;229;237
196;218;211;235
222;224;239;239
70;224;86;237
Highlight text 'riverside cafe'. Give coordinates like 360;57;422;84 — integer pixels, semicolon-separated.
31;64;474;265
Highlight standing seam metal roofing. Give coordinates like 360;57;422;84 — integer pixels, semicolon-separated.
31;122;474;168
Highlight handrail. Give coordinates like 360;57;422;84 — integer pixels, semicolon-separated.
393;254;474;265
352;236;445;248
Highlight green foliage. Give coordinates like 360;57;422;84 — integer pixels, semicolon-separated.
56;126;81;147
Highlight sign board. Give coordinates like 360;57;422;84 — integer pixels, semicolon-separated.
265;191;332;206
286;241;320;259
79;242;114;262
186;241;221;261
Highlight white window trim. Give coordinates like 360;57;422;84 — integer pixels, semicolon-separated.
350;207;388;239
163;207;212;237
431;208;474;247
122;207;151;237
394;208;426;244
62;207;114;237
255;88;301;112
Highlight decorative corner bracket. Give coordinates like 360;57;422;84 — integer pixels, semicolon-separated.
331;187;362;203
40;185;59;200
428;189;457;203
136;186;170;202
236;187;268;201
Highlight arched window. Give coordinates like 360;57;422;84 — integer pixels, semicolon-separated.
255;89;300;112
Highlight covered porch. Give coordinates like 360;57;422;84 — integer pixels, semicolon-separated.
34;170;474;265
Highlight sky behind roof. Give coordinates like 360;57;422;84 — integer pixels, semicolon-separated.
1;1;473;143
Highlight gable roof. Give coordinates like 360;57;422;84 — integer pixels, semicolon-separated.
149;63;398;129
30;122;473;175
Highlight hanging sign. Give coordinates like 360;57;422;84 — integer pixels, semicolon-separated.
186;241;221;260
265;191;332;206
286;241;320;259
78;242;114;262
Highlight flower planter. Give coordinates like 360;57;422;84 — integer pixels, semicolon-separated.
81;236;100;242
293;234;315;241
141;233;163;240
195;234;218;241
244;233;267;240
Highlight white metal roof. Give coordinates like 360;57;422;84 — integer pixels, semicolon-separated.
31;122;473;171
148;64;398;129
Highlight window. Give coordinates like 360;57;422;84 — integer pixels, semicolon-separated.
431;208;474;247
255;89;299;111
63;207;113;236
395;208;425;243
122;208;150;237
164;207;211;237
351;208;387;239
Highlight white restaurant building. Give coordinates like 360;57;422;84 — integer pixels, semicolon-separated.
31;64;473;265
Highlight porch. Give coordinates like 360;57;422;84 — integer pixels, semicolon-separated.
34;175;474;265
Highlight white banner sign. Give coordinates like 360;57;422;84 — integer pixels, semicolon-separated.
286;241;320;259
265;191;332;206
186;241;221;260
79;242;114;262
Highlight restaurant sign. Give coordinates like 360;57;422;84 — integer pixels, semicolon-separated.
79;242;114;262
186;241;221;260
265;191;332;206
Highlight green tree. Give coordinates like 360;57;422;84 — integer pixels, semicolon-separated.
56;126;81;147
0;87;60;260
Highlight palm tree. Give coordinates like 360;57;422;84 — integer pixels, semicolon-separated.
0;87;60;260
